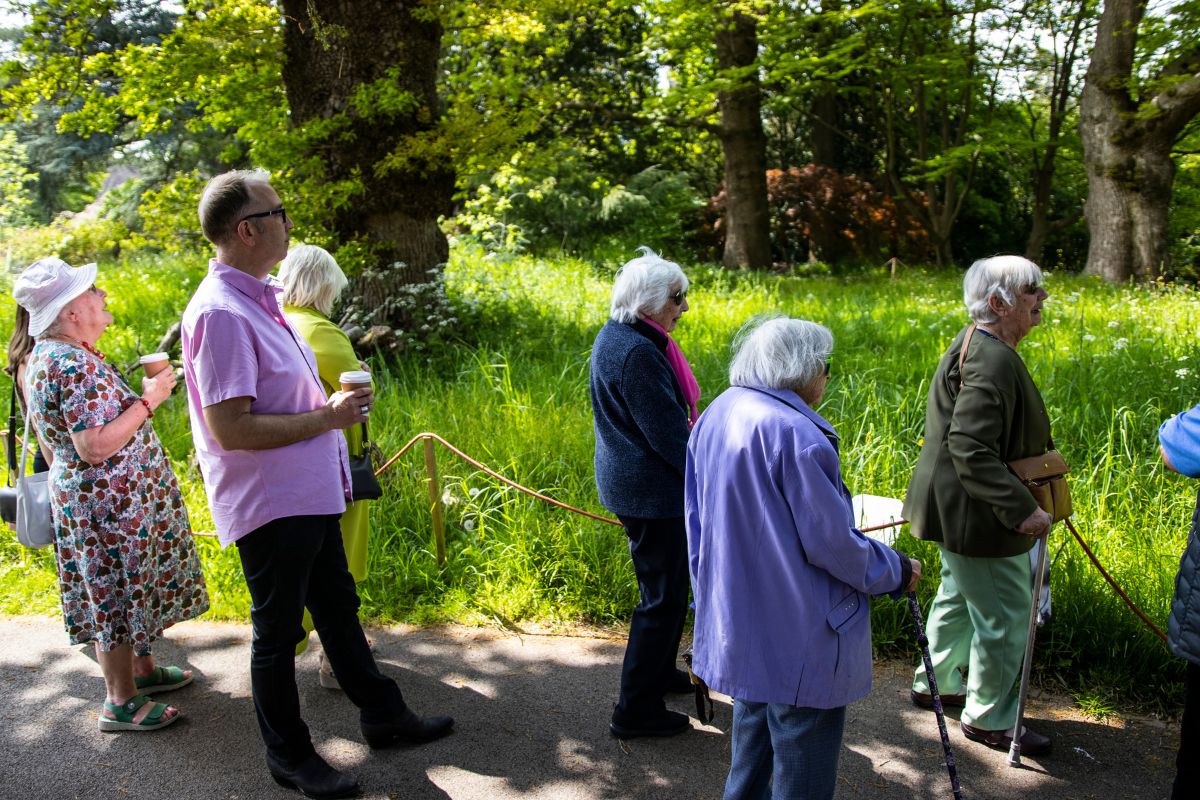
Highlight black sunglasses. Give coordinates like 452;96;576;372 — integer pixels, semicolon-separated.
824;360;831;376
670;289;687;307
240;207;289;225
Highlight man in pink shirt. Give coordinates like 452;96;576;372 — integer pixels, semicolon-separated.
183;170;453;799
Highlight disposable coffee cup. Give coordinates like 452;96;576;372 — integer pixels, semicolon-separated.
339;370;373;413
139;352;170;378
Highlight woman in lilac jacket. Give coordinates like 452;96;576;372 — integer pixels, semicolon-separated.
685;316;921;800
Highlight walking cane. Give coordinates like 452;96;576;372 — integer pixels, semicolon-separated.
907;591;964;800
1007;531;1049;767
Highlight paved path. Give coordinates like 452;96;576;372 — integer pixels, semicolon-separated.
0;616;1178;799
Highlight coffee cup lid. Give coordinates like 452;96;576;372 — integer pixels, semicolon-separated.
139;352;169;363
339;370;371;383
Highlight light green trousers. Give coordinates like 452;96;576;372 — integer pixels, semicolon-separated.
912;547;1032;731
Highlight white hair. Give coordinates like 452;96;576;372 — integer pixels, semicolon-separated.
609;246;689;323
729;316;833;391
278;244;348;316
963;255;1044;324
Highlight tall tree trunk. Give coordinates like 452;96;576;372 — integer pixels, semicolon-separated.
281;0;453;320
1079;0;1200;281
716;10;772;271
808;88;848;264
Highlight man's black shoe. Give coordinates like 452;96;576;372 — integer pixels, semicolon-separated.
668;668;694;695
362;708;454;749
267;752;359;799
610;708;690;740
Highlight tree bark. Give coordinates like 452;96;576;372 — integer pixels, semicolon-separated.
280;0;453;319
1079;0;1200;281
715;10;772;270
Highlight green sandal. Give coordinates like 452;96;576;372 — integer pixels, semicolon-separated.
133;665;193;694
98;694;180;732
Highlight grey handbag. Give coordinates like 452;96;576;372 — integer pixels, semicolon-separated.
14;376;52;549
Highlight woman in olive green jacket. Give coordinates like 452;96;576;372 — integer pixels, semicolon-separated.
904;255;1054;756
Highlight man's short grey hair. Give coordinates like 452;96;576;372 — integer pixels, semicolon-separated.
279;245;348;317
198;168;271;245
963;255;1044;324
729;315;833;391
609;246;689;323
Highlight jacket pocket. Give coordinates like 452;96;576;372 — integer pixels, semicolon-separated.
826;591;865;677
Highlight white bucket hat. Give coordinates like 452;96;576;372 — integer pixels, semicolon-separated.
12;257;98;338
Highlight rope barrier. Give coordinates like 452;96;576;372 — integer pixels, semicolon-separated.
375;432;623;528
1063;516;1169;644
6;423;1177;646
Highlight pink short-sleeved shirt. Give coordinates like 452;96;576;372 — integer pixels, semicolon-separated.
182;260;350;547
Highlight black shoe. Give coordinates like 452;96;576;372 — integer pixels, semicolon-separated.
668;668;694;695
610;708;690;740
960;721;1052;756
361;708;454;749
910;689;967;710
267;752;359;799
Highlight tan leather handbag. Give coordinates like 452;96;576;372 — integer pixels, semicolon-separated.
1006;450;1072;522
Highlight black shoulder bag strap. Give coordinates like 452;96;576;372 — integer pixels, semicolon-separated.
5;376;16;486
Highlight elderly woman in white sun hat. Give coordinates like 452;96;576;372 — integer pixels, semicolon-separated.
13;257;208;732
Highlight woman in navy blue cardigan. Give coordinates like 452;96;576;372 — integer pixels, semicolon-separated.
590;247;699;739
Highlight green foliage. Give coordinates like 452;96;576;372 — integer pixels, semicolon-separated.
2;214;128;267
456;157;703;257
0;129;35;227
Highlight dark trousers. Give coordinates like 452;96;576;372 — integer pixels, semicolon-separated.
1175;660;1200;799
236;514;407;765
615;515;689;717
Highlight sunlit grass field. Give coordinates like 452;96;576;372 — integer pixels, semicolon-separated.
1;246;1196;712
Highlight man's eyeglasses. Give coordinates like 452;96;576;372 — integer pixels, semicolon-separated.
670;289;687;307
241;207;289;225
824;360;831;377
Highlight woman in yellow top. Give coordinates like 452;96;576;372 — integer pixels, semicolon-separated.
278;244;371;688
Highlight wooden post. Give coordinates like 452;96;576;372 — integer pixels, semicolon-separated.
423;436;446;566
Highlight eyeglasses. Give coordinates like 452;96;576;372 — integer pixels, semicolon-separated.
824;360;831;377
240;207;289;225
670;289;687;307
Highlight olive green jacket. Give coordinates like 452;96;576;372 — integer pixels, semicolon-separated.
902;325;1051;558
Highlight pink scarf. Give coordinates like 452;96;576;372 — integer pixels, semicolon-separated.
641;317;701;426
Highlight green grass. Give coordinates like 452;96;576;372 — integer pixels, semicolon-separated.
0;246;1195;713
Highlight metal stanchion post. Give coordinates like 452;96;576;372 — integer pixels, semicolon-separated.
423;436;446;566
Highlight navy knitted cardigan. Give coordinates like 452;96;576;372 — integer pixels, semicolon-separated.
589;319;690;519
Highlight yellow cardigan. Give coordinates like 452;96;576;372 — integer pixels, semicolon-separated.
283;304;370;583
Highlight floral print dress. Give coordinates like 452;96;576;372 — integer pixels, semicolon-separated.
26;341;208;654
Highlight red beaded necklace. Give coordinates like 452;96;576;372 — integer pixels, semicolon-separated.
47;336;107;361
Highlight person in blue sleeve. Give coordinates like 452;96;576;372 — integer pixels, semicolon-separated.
685;316;920;800
1159;407;1200;800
